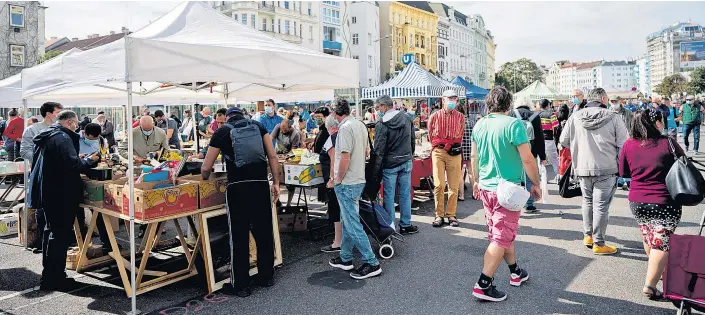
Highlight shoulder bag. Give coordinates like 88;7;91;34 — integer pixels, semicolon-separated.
665;137;705;206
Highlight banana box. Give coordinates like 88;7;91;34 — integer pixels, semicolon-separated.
284;163;324;186
0;213;18;236
179;174;228;209
121;180;199;221
103;178;129;212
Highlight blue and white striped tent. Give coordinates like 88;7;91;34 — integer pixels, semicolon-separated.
361;62;465;100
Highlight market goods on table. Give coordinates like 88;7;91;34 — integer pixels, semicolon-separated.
103;178;129;211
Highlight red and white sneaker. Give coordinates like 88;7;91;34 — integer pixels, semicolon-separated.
509;268;529;287
472;283;507;302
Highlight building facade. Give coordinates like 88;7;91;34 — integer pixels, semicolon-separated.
547;60;637;94
486;30;496;87
320;1;351;57
378;1;438;81
1;1;45;80
469;14;490;88
647;21;704;95
636;55;650;96
348;1;380;87
445;5;471;84
213;1;322;52
429;2;450;80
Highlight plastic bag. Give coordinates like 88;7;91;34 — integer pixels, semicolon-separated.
538;162;549;204
497;178;531;211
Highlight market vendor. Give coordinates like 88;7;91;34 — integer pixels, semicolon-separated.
271;119;302;207
132;115;170;163
201;107;278;297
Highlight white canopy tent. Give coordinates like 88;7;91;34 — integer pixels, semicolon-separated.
360;62;464;100
21;2;359;313
513;80;568;101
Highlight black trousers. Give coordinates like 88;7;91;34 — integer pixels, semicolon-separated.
75;208;111;248
33;208;46;249
41;206;75;285
225;181;274;289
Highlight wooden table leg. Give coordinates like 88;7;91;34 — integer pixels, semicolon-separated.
135;223;158;286
173;220;192;261
102;214;133;297
75;209;99;272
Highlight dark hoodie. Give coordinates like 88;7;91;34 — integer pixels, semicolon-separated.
509;106;546;161
373;110;415;178
27;123;94;217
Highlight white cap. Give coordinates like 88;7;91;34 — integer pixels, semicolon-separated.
442;90;458;98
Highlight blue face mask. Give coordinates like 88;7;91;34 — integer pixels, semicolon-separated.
142;129;153;136
571;97;580;105
265;107;273;115
446;101;457;110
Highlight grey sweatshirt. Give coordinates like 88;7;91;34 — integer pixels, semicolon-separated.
559;102;628;177
19;121;51;162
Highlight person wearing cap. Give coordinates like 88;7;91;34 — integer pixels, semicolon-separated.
427;90;465;227
681;95;703;154
201;105;279;297
509;96;545;213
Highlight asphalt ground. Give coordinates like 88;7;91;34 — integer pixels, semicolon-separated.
1;133;704;315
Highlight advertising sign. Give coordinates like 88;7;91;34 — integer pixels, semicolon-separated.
679;41;705;69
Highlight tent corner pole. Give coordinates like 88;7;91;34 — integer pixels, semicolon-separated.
126;81;137;314
22;98;28;251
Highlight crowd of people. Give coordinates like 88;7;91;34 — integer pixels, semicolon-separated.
16;85;704;303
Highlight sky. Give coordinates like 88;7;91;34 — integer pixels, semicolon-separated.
44;1;705;67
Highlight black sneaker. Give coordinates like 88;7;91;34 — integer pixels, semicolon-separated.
472;283;507;302
349;263;382;280
524;206;538;213
40;278;83;292
400;225;419;235
509;268;529;287
329;257;354;271
221;283;251;297
321;245;341;253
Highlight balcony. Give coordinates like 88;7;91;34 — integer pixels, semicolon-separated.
262;30;302;44
231;2;258;10
258;3;275;13
323;40;342;51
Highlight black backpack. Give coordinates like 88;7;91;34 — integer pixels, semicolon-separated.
222;119;267;168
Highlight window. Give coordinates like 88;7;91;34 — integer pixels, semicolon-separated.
262;18;267;31
323;1;340;5
352;16;357;24
251;14;256;28
421;54;425;66
285;20;290;34
234;14;238;21
323;26;337;41
420;36;425;48
309;25;313;39
368;33;372;46
369;78;373;86
308;2;311;15
284;1;289;9
299;24;302;38
415;34;419;48
9;45;24;67
293;1;296;10
9;5;24;27
278;19;281;33
242;14;247;25
353;55;359;59
294;21;297;35
368;55;372;68
352;33;359;45
409;34;413;47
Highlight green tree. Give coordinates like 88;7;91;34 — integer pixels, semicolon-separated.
494;58;544;93
654;74;690;97
688;67;705;94
39;50;62;64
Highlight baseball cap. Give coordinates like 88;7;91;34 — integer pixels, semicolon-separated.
226;107;242;116
686;95;694;100
442;90;458;98
608;95;619;101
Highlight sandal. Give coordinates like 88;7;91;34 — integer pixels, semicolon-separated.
643;285;666;301
448;217;459;227
432;216;444;227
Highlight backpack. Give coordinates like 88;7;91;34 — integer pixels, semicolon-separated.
513;109;540;141
222;119;267;168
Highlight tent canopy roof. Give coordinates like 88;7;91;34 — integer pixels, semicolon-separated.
451;76;488;99
513;80;568;101
360;62;464;100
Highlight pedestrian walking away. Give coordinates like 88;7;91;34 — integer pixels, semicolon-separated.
560;88;628;255
609;95;634;190
470;86;541;302
537;99;560;182
510;96;546;213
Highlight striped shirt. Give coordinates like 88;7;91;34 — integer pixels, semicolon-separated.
428;109;465;147
539;110;559;140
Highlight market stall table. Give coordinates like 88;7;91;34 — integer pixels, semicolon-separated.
0;171;25;210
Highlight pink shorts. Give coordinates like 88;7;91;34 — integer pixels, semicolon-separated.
480;189;521;249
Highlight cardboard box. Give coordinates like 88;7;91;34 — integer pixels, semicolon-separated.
66;245;103;270
277;205;307;232
0;213;18;236
180;174;228;209
103;178;129;212
122;180;199;221
267;161;286;184
83;178;105;207
18;208;37;245
283;163;323;186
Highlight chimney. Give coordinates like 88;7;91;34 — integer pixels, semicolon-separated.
121;26;129;34
110;31;115;35
71;37;78;41
50;36;57;40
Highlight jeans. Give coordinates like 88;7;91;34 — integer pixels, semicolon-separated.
578;175;617;246
544;140;560;176
525;174;534;207
382;160;413;228
683;124;700;152
335;183;378;266
617;177;631;186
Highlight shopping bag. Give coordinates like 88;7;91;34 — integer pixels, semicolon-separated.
558;148;571;176
538;162;549;204
558;165;582;198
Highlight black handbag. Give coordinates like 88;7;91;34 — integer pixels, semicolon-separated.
665;138;705;206
558;165;582;198
363;128;382;201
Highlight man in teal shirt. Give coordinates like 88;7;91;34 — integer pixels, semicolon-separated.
470;86;541;303
681;95;703;154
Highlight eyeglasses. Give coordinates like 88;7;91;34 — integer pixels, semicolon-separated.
216;122;224;125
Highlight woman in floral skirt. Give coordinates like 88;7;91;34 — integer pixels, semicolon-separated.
619;108;684;301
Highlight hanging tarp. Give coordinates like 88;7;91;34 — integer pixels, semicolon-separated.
451;76;488;99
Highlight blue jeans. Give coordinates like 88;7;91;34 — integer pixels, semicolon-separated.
683;124;700;152
335;183;379;266
617;177;631;186
382;160;413;228
525;172;534;207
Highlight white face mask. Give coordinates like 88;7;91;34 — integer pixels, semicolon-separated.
142;128;153;136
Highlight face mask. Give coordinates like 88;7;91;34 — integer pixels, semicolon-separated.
265;107;273;115
83;138;99;146
610;103;620;110
142;129;153;136
446;101;457;110
687;101;693;105
51;116;59;123
378;110;385;118
571;97;580;105
315;117;324;126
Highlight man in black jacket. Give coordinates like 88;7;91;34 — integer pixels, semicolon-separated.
27;110;99;291
510;97;546;213
373;95;418;234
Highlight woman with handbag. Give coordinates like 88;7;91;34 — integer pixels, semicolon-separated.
618;108;684;301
